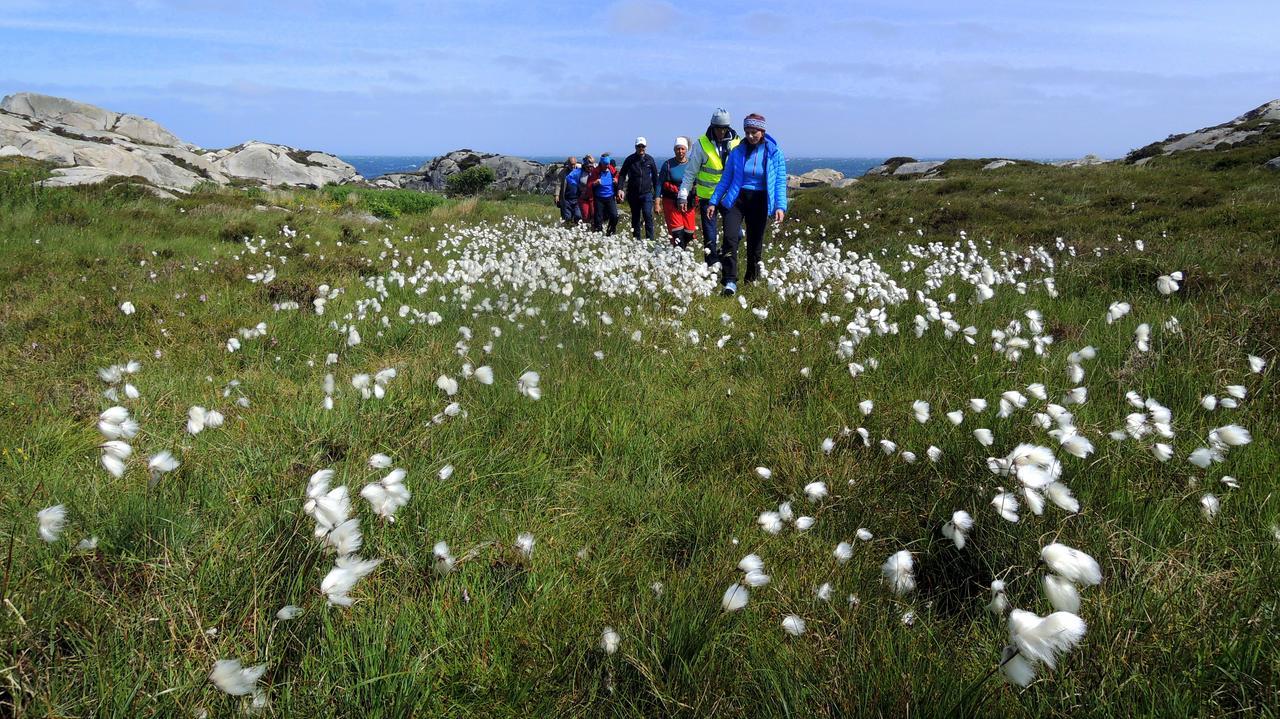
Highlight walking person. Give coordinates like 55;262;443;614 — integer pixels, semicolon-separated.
707;113;787;296
553;156;582;226
677;108;740;266
577;155;596;228
617;137;660;242
588;152;620;235
658;137;697;248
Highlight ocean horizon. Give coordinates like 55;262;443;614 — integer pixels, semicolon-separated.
340;155;906;181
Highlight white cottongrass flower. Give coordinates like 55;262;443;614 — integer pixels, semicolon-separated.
516;532;535;558
1156;274;1180;295
974;428;994;447
743;569;771;587
438;464;455;481
433;541;456;575
721;583;749;612
941;510;974;550
821;437;834;455
991;491;1020;523
794;516;815;531
969;398;988;412
912;400;930;423
946;410;964;425
76;535;99;551
360;468;411;521
927;445;943;462
368;453;392;469
758;511;783;534
988;579;1009;615
1248;355;1266;373
879;439;897;455
833;541;853;563
1210;424;1252;447
816;583;833;601
119;301;136;315
738;553;764;574
99;440;131;478
324;518;363;556
436;375;459;396
473;365;494;385
781;615;807;637
856;528;873;541
755;466;772;480
276;605;302;620
209;658;266;697
1106;301;1131;324
1200;493;1220;521
37;504;67;542
600;627;620;654
1225;385;1247;400
1151;443;1173;462
517;371;542;400
859;399;874;415
1201;394;1218;411
321;555;381;606
1040;544;1102;586
881;550;916;595
804;481;828;502
1187;447;1219;469
1042;574;1081;613
1055;429;1094;459
147;450;180;487
1005;608;1087;676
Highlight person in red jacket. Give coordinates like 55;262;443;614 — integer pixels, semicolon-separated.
657;136;697;248
577;155;596;228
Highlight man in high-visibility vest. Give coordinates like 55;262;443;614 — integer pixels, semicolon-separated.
677;108;740;267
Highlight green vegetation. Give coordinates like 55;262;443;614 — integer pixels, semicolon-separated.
0;152;1276;717
445;164;496;195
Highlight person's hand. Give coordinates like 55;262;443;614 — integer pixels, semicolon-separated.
654;199;660;213
617;190;626;203
774;209;786;225
677;199;687;213
707;205;716;220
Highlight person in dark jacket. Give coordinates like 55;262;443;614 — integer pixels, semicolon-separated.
553;156;582;225
588;152;620;235
708;113;787;296
617;137;660;242
657;137;697;248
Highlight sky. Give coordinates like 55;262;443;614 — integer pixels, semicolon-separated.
2;0;1278;158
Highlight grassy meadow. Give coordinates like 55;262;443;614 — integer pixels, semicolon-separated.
0;150;1277;718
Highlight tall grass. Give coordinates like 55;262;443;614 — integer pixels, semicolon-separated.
0;154;1276;717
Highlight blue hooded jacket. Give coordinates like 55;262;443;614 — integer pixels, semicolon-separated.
709;133;787;215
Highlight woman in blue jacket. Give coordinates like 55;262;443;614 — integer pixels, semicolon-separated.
708;113;787;296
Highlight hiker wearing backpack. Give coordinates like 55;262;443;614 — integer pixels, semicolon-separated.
658;137;697;249
553;156;582;225
577;155;596;227
678;108;740;266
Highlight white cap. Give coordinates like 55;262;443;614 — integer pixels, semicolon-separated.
674;136;689;149
634;136;647;147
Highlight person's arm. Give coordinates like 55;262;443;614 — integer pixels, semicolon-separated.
617;157;631;201
648;157;659;194
770;144;788;220
678;144;703;207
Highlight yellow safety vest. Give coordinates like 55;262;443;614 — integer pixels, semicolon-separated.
695;134;741;199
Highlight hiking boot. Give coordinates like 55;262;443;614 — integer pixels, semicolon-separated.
720;282;737;297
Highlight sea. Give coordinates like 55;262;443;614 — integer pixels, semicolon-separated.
341;155;902;181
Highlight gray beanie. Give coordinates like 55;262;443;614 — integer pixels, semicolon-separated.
710;108;732;127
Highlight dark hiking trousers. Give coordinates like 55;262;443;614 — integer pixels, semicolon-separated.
719;189;768;285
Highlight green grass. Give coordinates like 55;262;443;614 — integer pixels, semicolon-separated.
0;154;1276;718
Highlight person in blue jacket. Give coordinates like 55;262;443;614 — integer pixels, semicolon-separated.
707;113;787;296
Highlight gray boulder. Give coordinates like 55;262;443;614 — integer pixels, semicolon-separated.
422;150;557;193
0;91;360;192
1264;156;1280;171
982;159;1016;171
893;161;944;176
788;168;845;190
1052;154;1108;168
209;141;359;188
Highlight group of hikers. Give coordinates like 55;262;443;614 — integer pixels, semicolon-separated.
553;109;787;296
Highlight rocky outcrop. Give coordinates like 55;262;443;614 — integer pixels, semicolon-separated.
982;159;1016;171
377;149;557;194
788;168;854;190
1265;157;1280;171
0;92;360;192
893;161;944;176
1051;155;1108;168
1125;99;1280;164
863;157;917;176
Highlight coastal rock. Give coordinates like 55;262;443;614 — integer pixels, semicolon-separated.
788;168;845;190
1264;156;1280;171
893;161;944;176
0;91;360;192
864;157;917;176
422;150;557;193
982;159;1016;170
1125;98;1280;163
211;141;360;188
1052;154;1107;168
0;144;20;157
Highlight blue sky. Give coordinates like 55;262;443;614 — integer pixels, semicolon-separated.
2;1;1277;158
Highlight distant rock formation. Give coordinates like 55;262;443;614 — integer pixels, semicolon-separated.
375;149;558;194
0;92;360;191
1125;99;1280;165
787;168;857;190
